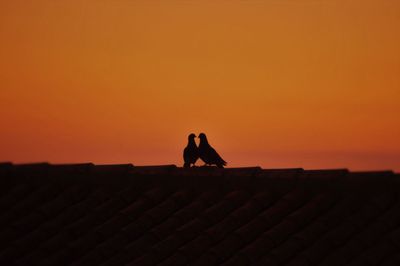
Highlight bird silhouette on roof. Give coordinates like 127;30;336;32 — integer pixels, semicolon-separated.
198;133;227;168
183;133;199;168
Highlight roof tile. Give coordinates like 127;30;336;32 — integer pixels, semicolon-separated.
0;163;398;265
158;251;188;266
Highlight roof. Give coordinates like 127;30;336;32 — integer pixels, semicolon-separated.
0;163;400;265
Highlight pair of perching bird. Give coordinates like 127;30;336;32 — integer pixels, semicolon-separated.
183;133;227;168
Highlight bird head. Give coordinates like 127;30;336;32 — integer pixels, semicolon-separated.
198;133;207;140
188;133;196;140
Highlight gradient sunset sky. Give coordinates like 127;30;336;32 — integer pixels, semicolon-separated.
1;1;399;170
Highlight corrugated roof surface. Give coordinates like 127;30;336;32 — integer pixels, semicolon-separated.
0;163;399;265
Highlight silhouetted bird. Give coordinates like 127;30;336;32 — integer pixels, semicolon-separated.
183;133;199;168
198;133;227;168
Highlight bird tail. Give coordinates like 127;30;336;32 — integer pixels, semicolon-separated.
217;161;227;168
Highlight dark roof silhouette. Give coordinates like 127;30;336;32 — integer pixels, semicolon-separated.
0;162;400;265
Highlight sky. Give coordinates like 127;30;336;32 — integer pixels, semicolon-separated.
1;0;399;171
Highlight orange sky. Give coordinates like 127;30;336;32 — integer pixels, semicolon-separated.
1;0;399;171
